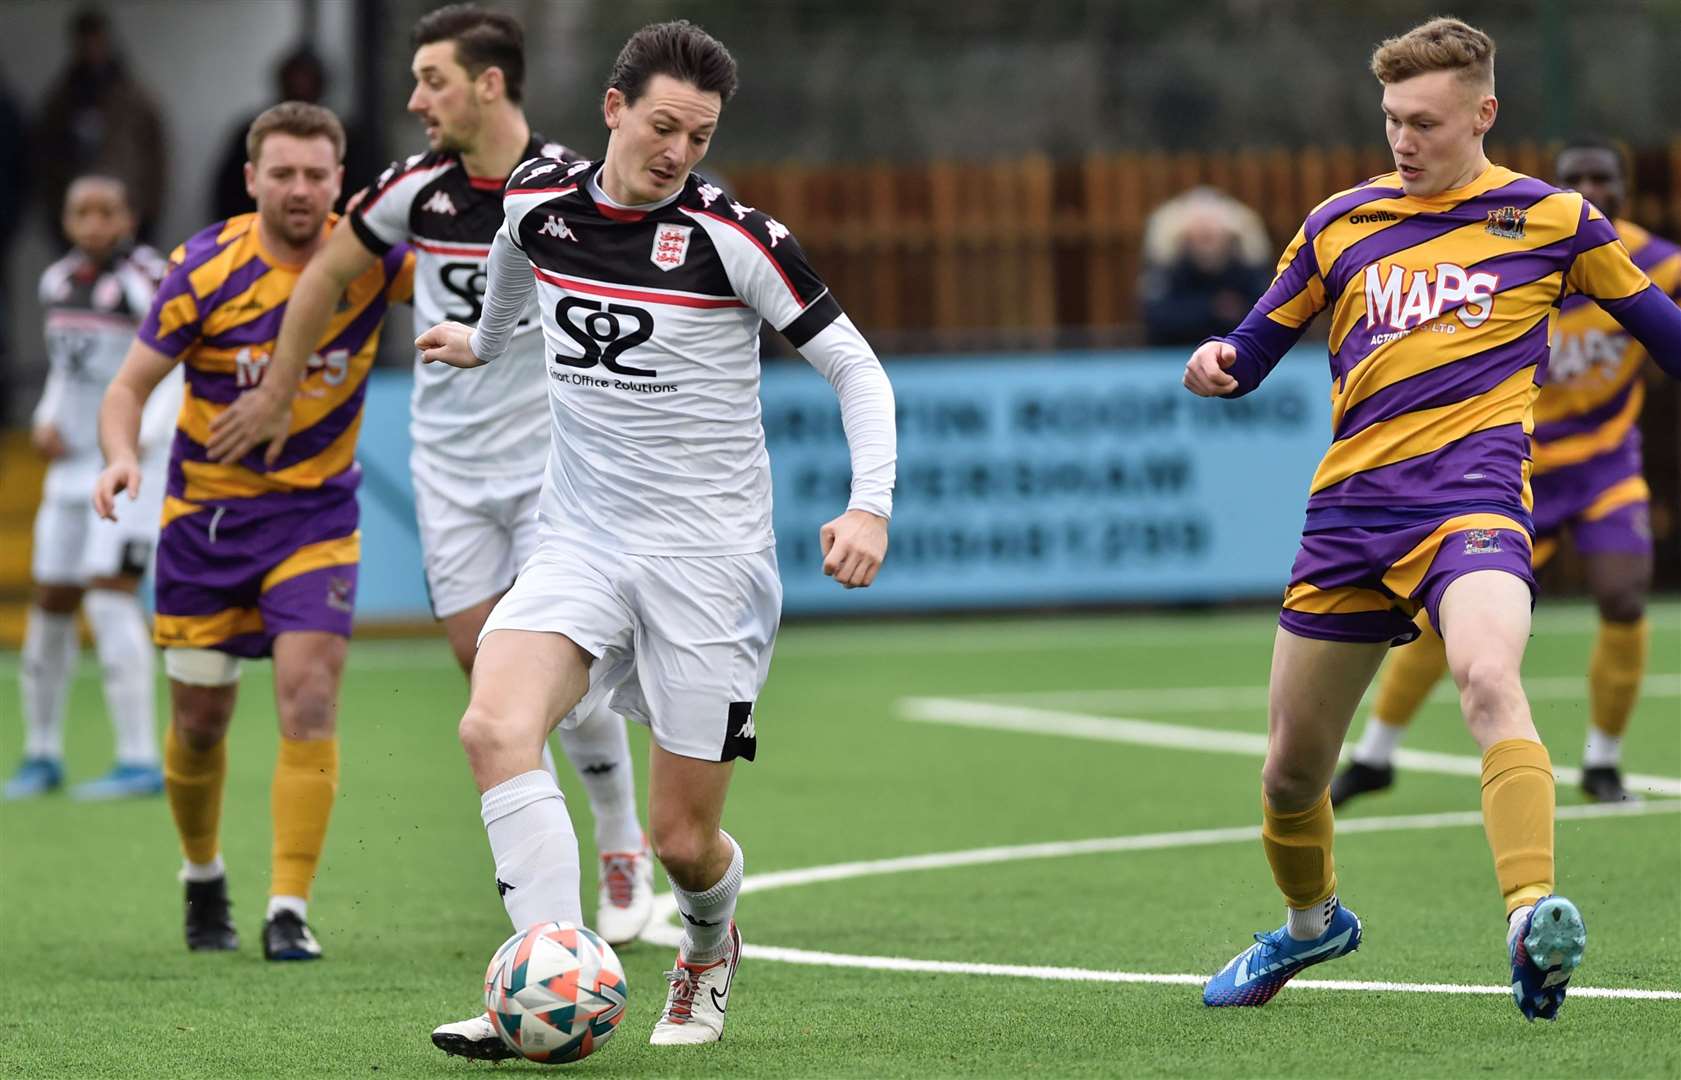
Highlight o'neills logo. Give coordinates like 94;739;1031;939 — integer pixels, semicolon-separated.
1350;210;1399;224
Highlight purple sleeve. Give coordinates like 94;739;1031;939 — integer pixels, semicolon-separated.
1209;312;1308;398
1601;283;1681;379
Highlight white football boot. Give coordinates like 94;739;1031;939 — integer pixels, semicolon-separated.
596;846;655;946
650;921;741;1045
430;1012;516;1061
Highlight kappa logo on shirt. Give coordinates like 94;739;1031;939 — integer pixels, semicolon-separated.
421;190;457;216
523;162;559;181
538;214;578;242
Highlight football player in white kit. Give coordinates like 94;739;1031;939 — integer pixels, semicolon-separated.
6;176;180;802
416;21;897;1055
214;5;655;945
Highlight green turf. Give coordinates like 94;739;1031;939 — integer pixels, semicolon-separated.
1;601;1678;1077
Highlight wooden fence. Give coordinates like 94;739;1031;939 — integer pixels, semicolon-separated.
726;139;1681;353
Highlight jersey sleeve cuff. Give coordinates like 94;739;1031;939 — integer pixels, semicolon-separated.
779;291;842;349
349;212;395;256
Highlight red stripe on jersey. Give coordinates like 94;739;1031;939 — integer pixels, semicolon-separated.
684;208;802;305
358;161;455;214
467;175;506;190
508;185;579;199
593;201;648;222
412;239;492;256
531;266;746;309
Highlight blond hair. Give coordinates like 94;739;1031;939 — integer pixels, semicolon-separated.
246;101;346;164
1370;16;1495;92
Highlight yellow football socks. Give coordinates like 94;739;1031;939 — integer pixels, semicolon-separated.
1588;618;1647;740
1371;615;1449;728
271;737;340;900
1261;788;1337;909
1480;738;1554;914
164;724;227;866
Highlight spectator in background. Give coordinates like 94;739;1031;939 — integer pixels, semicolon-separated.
34;8;168;246
1139;186;1273;347
210;47;383;220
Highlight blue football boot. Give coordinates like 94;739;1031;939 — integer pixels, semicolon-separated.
3;757;64;800
71;762;165;800
1203;903;1363;1006
1509;895;1586;1021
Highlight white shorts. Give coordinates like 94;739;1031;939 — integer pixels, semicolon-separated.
480;532;782;763
32;460;166;585
412;461;542;619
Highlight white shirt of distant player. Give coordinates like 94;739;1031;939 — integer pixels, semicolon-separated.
472;170;896;558
354;148;563;478
35;247;181;500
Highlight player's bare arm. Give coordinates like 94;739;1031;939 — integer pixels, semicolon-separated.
820;509;889;589
1183;340;1241;397
94;339;178;520
31;422;67;461
415;321;486;368
207;221;379;466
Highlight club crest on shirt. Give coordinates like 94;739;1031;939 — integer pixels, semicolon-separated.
651;223;692;271
1463;528;1502;555
1485;206;1527;239
326;575;354;613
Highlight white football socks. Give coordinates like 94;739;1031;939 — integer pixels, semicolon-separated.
481;770;583;930
20;607;77;760
670;832;744;963
554;701;643;853
1286;892;1339;941
1350;717;1405;768
267;894;308;919
1582;728;1622;769
181;855;227;882
84;590;160;766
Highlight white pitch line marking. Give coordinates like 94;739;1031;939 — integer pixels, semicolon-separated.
962;673;1681;713
640;800;1681;1001
898;696;1681;797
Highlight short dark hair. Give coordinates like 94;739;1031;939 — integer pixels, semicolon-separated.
412;3;525;104
607;21;738;106
1557;135;1628;177
246;101;346;164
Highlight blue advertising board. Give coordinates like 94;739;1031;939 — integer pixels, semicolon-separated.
353;349;1333;620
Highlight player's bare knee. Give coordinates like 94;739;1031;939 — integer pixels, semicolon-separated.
278;681;338;740
1455;657;1523;725
649;824;710;884
171;687;235;748
1595;587;1647;626
458;703;528;767
33;583;83;613
1261;757;1324;811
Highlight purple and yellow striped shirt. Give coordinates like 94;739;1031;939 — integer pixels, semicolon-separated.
1218;165;1681;528
138;213;414;516
1532;220;1681;475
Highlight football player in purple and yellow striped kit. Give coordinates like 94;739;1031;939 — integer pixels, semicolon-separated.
94;103;413;963
1183;18;1681;1020
1337;138;1679;808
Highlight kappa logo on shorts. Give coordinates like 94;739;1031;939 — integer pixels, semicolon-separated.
722;701;757;763
1464;528;1502;554
326;575;354;613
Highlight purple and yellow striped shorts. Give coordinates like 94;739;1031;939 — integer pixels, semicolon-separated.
152;492;360;658
1279;512;1535;646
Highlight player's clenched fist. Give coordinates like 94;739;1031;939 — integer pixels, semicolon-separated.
1183;340;1240;397
820;509;889;589
92;458;142;521
416;321;486;368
